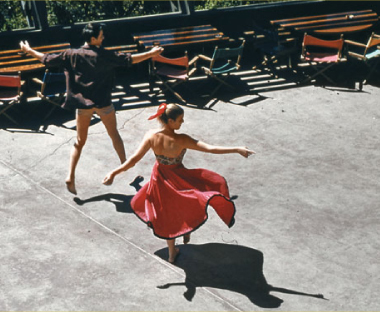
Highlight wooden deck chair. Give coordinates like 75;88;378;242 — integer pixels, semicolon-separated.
300;33;345;85
32;69;66;120
149;52;198;103
345;32;380;88
0;73;22;125
199;40;245;97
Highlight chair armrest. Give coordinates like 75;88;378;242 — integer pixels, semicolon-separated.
198;54;212;62
189;55;199;66
347;51;366;60
188;67;197;77
344;40;366;48
31;77;43;85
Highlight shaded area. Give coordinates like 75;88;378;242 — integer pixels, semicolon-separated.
155;243;325;308
1;53;369;133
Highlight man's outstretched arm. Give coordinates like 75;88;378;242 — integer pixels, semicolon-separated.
131;46;163;64
19;40;45;61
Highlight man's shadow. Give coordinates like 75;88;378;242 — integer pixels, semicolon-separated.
155;243;326;308
74;193;133;213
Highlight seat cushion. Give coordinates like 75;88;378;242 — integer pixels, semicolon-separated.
156;66;188;80
305;52;339;62
366;49;380;60
0;90;19;101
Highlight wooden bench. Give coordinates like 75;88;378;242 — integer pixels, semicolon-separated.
270;9;379;35
0;43;71;74
104;44;138;54
132;25;229;50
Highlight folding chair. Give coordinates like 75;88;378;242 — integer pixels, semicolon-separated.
149;52;198;103
198;40;245;97
0;73;22;125
32;69;66;120
345;32;380;88
300;33;345;85
252;27;298;78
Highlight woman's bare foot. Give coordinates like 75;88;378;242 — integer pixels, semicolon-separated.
168;247;180;264
65;179;77;195
183;233;191;244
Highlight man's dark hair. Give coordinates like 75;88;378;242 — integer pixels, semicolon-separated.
82;23;106;43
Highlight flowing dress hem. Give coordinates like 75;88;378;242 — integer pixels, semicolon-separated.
131;193;236;240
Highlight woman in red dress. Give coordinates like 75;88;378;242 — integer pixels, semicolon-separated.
103;103;255;263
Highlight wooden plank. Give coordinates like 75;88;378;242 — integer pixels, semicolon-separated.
295;18;378;31
0;63;45;73
138;32;227;47
104;44;138;53
280;13;377;28
313;24;373;34
270;9;373;25
133;25;213;39
136;29;220;42
141;36;230;49
270;9;378;35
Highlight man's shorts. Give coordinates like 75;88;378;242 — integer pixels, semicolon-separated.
77;104;115;117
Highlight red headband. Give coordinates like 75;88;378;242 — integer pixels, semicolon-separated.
148;103;167;120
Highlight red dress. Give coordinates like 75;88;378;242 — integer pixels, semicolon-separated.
130;149;236;239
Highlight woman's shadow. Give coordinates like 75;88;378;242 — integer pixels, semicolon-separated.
155;243;326;308
74;193;133;213
73;176;144;213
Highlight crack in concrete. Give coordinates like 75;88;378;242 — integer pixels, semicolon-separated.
82;108;147;137
29;136;75;170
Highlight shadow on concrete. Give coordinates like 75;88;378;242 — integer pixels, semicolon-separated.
0;101;79;133
74;193;134;214
1;59;372;133
155;243;326;308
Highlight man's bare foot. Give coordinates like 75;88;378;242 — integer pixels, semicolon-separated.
65;179;77;195
183;233;191;244
168;247;180;264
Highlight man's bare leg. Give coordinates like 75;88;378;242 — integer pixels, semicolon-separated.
167;239;179;263
100;109;126;163
66;112;92;195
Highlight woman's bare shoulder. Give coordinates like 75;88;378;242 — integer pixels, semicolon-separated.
175;133;199;149
145;128;163;138
177;133;197;142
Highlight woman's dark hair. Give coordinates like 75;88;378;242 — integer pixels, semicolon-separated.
82;23;106;43
159;104;184;124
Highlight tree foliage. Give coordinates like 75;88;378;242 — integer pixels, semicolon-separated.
0;1;28;31
45;1;173;26
0;0;289;31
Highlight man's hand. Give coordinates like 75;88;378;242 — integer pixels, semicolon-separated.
19;40;31;54
19;40;44;61
150;46;164;57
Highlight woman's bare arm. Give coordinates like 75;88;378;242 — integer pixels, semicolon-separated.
182;134;255;158
103;132;152;185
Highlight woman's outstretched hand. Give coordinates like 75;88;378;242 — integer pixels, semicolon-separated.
103;172;115;185
237;147;255;158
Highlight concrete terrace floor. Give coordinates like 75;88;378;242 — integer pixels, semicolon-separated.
1;65;380;311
